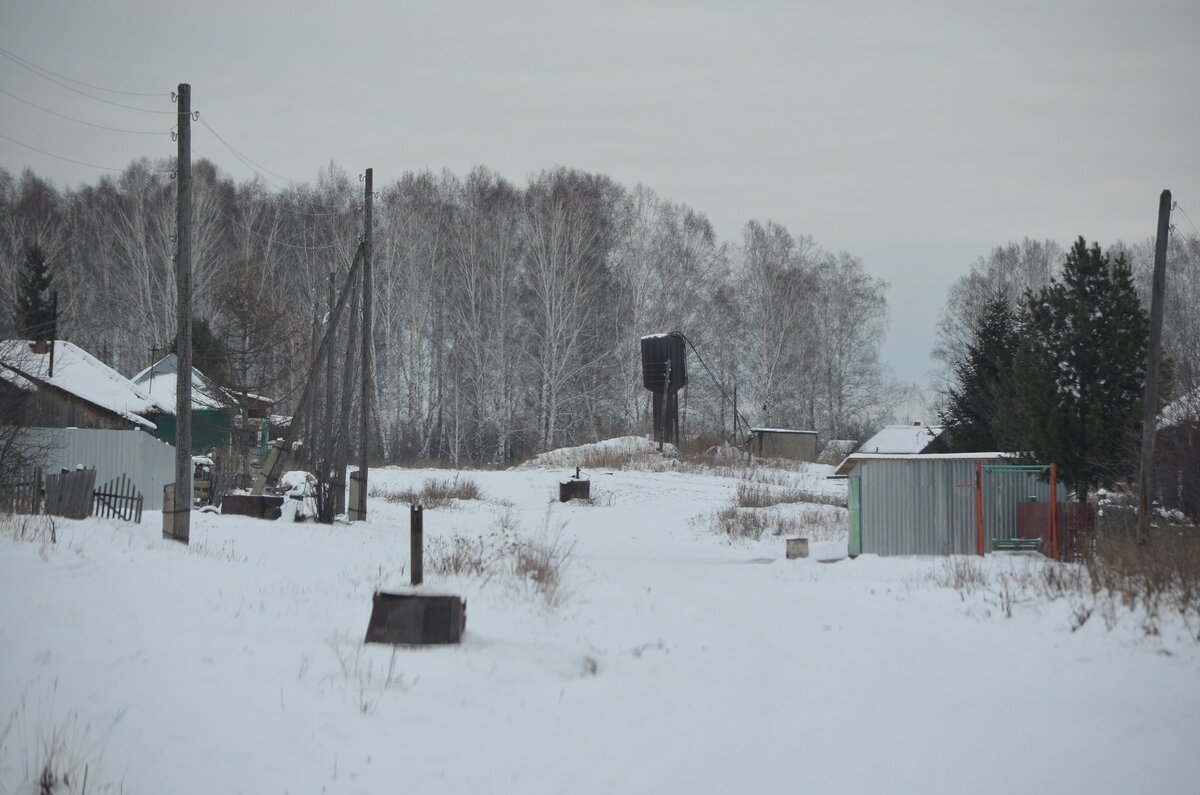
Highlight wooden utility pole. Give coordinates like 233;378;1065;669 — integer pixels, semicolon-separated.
165;82;192;544
1137;189;1172;541
350;168;373;521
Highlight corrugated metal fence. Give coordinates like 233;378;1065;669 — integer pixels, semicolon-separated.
850;456;1061;556
22;428;175;510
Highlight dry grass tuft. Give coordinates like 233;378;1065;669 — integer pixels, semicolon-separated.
424;507;574;606
370;475;483;509
734;481;845;509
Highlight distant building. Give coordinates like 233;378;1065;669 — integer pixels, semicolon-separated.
748;427;819;462
831;423;947;477
0;340;165;431
132;354;238;456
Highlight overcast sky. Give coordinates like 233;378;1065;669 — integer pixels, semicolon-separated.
3;0;1198;387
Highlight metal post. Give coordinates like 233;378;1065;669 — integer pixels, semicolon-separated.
410;504;423;586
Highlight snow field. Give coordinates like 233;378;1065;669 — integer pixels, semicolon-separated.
1;461;1198;794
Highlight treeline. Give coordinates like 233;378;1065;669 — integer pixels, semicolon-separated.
933;233;1200;495
0;161;899;465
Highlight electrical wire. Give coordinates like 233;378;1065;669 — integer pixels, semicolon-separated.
196;116;353;216
0;130;123;171
0;47;175;114
0;45;170;96
0;86;168;135
675;331;755;438
211;204;355;253
1173;202;1200;239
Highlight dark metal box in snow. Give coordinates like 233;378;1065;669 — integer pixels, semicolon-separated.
364;591;466;645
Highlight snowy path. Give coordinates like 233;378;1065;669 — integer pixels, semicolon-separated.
2;465;1198;793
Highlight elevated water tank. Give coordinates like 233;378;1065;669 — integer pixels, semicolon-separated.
640;332;688;394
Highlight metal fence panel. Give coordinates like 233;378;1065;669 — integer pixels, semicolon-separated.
22;428;175;510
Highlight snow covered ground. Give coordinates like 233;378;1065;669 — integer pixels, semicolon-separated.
2;453;1198;794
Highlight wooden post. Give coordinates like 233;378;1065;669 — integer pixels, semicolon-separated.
352;168;373;521
166;82;192;544
975;462;985;556
1137;189;1171;542
1049;463;1058;561
410;504;423;586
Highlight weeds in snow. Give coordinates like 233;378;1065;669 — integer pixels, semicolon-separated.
370;475;483;509
425;506;574;606
3;678;125;793
733;481;845;509
322;634;411;714
927;531;1200;639
708;484;848;543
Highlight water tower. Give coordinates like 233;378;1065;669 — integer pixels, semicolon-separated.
640;332;687;447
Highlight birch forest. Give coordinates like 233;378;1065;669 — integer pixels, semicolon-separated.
0;160;898;465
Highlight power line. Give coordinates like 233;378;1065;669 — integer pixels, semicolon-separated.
0;86;168;135
212;204;355;253
196;116;352;216
0;45;170;97
0;47;176;114
1173;202;1200;239
0;130;123;171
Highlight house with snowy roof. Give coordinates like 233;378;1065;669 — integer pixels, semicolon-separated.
132;353;239;455
831;422;948;477
0;339;167;431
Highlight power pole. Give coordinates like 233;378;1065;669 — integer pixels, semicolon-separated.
174;82;194;540
1137;189;1171;542
166;82;192;544
350;168;373;521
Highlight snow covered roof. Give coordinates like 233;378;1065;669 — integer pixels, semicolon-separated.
131;354;235;413
817;439;858;466
831;424;945;476
0;340;165;429
749;427;818;435
1160;387;1200;430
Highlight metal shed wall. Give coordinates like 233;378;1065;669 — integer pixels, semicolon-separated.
23;427;176;510
851;457;1059;556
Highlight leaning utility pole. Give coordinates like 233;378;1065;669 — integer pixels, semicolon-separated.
1137;189;1171;542
350;168;373;521
165;82;193;544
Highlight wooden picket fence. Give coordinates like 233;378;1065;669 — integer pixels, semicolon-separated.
44;468;97;520
0;467;43;514
93;474;144;524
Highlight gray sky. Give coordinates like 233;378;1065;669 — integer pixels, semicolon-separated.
3;0;1198;388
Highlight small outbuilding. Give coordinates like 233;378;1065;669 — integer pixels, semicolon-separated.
748;428;819;462
847;453;1070;558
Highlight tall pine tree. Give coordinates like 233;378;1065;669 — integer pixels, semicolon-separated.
939;293;1020;451
15;243;54;339
1019;237;1149;495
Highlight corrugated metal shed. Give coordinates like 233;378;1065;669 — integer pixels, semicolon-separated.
848;454;1061;556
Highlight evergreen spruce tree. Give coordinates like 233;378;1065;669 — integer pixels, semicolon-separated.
1020;237;1150;495
939;293;1020;451
15;244;54;339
